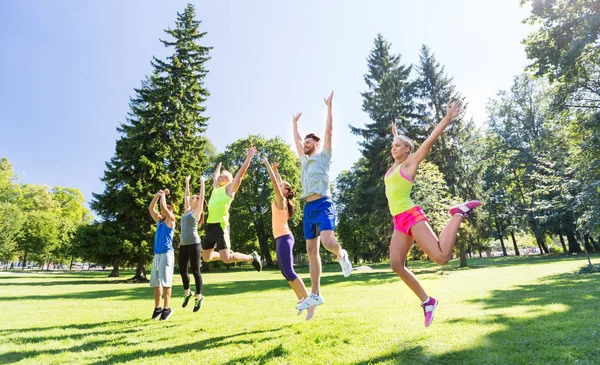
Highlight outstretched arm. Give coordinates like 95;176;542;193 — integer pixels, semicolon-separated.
148;191;162;223
227;146;257;197
159;190;175;222
193;177;206;219
262;157;285;208
213;162;222;189
324;91;334;151
292;112;304;158
272;162;283;185
406;100;462;168
391;122;398;138
184;175;191;211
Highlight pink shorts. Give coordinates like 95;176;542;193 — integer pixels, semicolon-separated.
393;206;429;236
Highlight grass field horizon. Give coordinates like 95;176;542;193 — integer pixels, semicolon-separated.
1;254;599;364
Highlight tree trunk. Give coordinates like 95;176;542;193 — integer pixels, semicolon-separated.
21;250;27;270
132;253;148;282
566;231;582;253
575;230;592;266
108;260;120;277
46;257;52;271
585;234;599;252
510;231;520;256
559;234;568;255
69;256;74;271
459;241;468;268
257;234;274;267
495;218;508;256
499;235;508;256
533;231;546;254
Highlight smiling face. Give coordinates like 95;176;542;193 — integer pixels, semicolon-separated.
391;136;412;160
303;137;319;156
216;171;233;187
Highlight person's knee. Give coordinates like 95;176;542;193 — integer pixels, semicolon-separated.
221;256;233;263
306;244;319;257
430;252;451;266
390;260;406;274
281;267;298;282
320;232;337;247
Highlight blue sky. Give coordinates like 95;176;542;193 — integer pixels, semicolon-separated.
0;0;532;211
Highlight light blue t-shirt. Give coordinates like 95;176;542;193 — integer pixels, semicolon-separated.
154;220;174;254
300;147;332;199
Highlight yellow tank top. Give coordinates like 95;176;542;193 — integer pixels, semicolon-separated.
271;202;292;239
384;163;415;216
207;186;234;226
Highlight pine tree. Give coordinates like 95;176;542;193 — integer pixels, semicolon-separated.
349;34;422;244
91;4;213;281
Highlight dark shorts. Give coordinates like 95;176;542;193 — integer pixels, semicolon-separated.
201;223;231;251
303;197;336;240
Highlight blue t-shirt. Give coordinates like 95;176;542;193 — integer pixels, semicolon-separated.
154;220;174;254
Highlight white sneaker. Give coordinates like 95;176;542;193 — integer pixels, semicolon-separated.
296;293;324;310
338;249;352;277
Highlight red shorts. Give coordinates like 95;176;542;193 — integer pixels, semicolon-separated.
393;206;429;236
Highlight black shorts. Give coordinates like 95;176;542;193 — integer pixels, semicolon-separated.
201;223;231;251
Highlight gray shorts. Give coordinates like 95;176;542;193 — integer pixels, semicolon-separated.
149;251;174;288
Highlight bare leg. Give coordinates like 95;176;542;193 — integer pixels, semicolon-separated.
154;287;163;308
319;230;344;258
289;278;309;300
390;230;428;302
201;247;221;262
410;215;464;265
163;287;172;308
306;237;321;295
218;248;252;263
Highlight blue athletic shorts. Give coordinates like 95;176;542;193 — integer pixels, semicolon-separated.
303;197;336;240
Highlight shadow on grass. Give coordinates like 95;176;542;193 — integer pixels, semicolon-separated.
90;325;293;365
1;314;292;364
356;272;600;364
0;318;152;364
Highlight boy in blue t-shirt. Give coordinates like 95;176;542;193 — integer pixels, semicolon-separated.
148;189;176;320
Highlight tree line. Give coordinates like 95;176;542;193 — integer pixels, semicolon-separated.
2;0;598;276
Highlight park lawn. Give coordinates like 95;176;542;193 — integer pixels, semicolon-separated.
1;254;599;365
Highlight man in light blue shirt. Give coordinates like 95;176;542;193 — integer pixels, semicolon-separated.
293;91;353;314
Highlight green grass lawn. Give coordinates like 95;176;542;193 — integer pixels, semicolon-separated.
1;254;599;364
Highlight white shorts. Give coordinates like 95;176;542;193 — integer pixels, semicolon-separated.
149;251;174;288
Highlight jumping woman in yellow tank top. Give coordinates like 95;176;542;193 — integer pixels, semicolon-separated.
385;100;481;327
200;146;262;273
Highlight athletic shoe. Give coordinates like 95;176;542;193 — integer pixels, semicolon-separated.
182;291;195;308
296;293;324;310
193;296;204;312
251;251;262;272
160;307;173;321
338;249;352;277
449;200;482;218
421;297;438;327
151;307;162;320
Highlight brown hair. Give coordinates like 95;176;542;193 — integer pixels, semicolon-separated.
304;133;321;142
282;182;295;218
199;199;208;225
